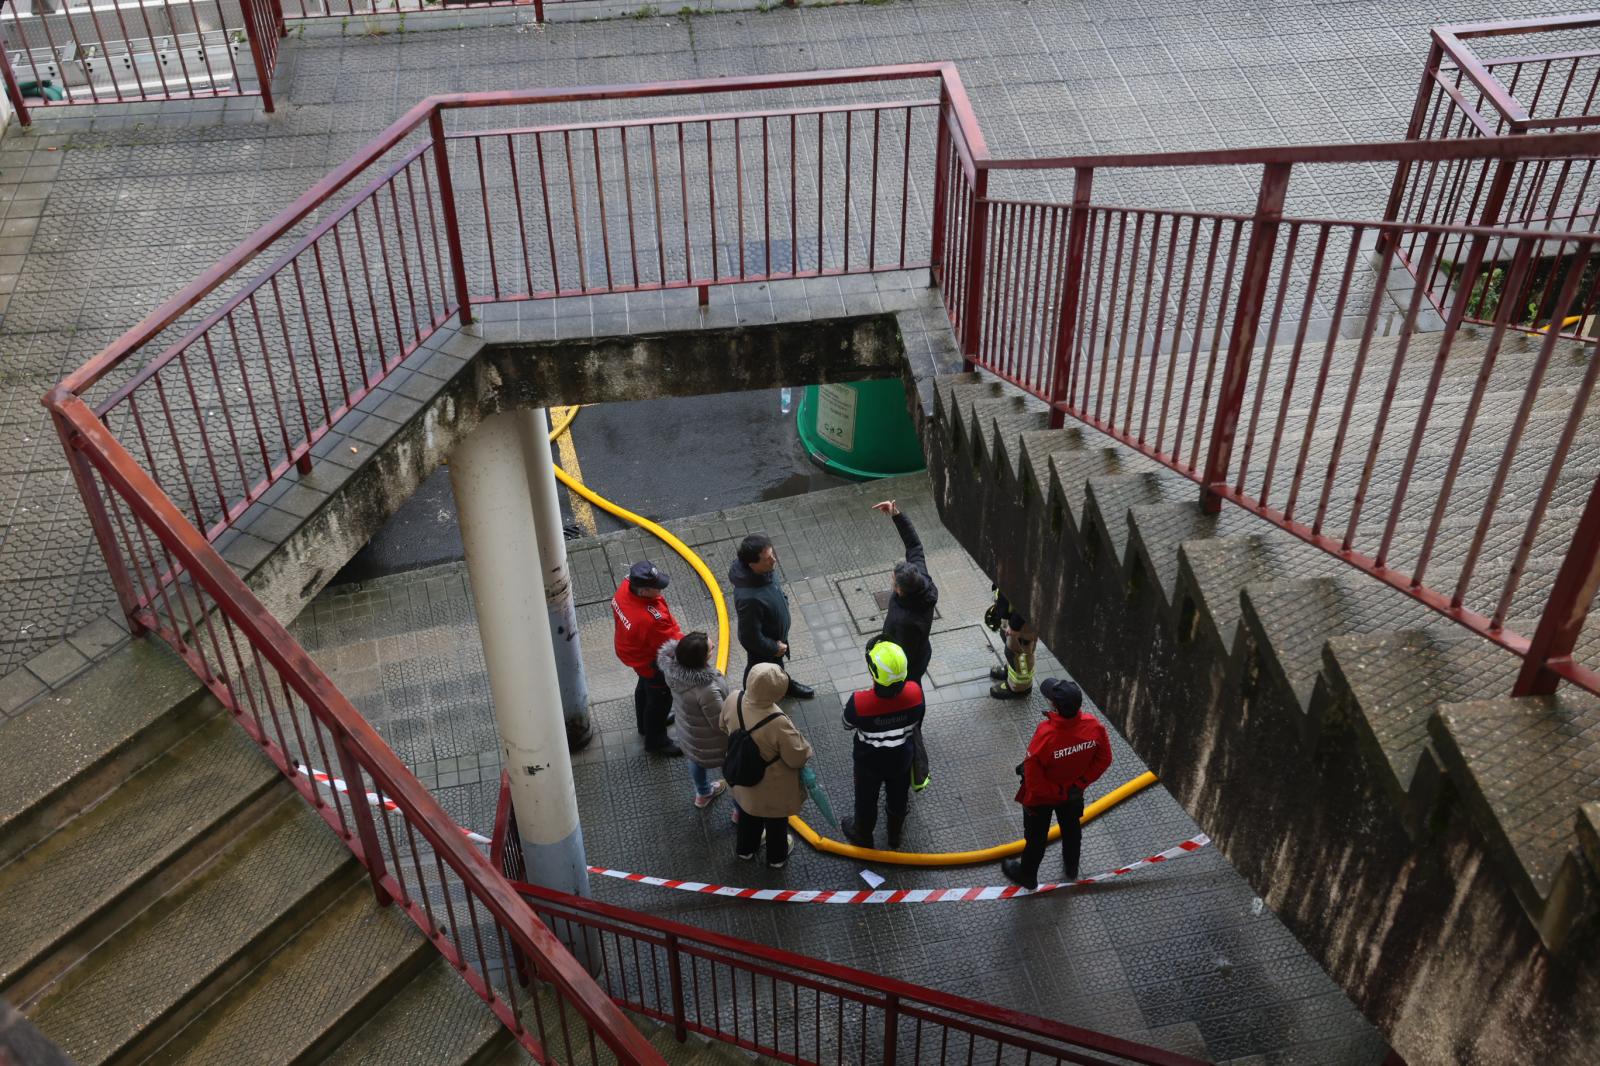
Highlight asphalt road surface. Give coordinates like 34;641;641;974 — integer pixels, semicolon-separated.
332;387;865;584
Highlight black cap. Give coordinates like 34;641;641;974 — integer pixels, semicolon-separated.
628;560;669;590
1040;678;1083;715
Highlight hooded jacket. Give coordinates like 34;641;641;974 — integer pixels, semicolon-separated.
879;513;938;681
729;558;791;663
611;580;683;677
719;663;812;818
657;639;731;768
1015;710;1112;808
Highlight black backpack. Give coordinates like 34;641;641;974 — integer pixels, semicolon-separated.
724;694;782;787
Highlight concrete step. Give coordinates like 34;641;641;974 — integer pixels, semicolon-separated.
0;711;283;1004
0;640;211;868
1321;626;1521;809
1431;691;1600;949
152;880;434;1064
27;795;358;1064
1241;576;1439;715
323;955;513;1066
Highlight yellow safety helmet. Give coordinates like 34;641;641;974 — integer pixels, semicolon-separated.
866;640;909;686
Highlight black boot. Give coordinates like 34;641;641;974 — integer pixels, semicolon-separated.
1001;858;1037;891
887;814;905;850
786;680;816;700
989;665;1008;682
840;816;874;848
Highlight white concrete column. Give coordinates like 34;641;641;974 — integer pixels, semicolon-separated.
449;411;589;899
515;408;594;751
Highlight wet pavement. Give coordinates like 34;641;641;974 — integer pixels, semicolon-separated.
293;473;1391;1065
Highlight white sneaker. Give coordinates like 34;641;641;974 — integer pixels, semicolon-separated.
768;833;798;869
694;779;727;809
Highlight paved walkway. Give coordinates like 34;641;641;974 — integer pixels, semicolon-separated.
291;473;1390;1064
3;0;1597;695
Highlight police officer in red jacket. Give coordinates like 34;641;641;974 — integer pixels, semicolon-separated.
612;561;683;756
1002;678;1112;890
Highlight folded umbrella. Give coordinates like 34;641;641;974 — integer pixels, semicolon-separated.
799;766;839;830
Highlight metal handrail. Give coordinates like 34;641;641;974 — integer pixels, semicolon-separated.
38;56;1600;1062
49;391;666;1063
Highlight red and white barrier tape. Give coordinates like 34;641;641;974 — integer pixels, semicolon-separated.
586;833;1211;903
293;763;492;846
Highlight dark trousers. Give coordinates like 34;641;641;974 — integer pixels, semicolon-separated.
1019;788;1085;884
852;747;912;834
735;814;791;863
634;667;672;748
906;670;929;785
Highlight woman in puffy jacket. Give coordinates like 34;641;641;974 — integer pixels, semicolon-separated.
657;632;731;808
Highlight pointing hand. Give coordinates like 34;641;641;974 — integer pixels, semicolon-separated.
872;500;900;516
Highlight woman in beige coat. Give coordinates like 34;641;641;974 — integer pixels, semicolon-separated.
720;662;813;868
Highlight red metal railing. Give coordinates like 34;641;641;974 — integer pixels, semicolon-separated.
1383;15;1600;339
39;59;1600;1062
446;99;939;304
974;135;1600;697
0;0;284;125
276;0;796;25
44;398;664;1063
43;65;977;1064
490;778;1204;1066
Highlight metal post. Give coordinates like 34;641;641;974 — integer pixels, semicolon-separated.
1047;167;1095;430
237;0;274;114
1513;472;1600;695
0;43;31;128
882;993;899;1066
1200;162;1292;513
429;108;475;327
959;167;990;372
51;411;146;634
928;96;952;289
449;411;590;900
1378;38;1445;243
335;731;394;907
665;932;687;1042
515;408;594;751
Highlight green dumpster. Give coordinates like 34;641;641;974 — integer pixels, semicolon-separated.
795;380;925;480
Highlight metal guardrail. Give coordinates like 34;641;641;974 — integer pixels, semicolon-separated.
489;775;1207;1066
1383;14;1600;342
37;57;1600;1063
0;0;284;124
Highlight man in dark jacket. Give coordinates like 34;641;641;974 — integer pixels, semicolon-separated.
839;639;926;850
611;560;684;756
873;500;938;790
728;534;815;700
1002;678;1113;890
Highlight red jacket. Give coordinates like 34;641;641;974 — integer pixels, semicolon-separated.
611;581;682;676
1015;711;1112;807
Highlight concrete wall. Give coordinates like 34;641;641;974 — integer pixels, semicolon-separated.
244;314;906;629
920;379;1599;1066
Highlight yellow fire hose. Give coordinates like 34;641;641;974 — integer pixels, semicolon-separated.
545;405;1159;867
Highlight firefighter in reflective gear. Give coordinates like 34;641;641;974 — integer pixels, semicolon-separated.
985;587;1037;700
1001;678;1112;891
839;639;926;850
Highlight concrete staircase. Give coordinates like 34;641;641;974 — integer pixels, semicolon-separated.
0;636;769;1065
923;328;1600;1063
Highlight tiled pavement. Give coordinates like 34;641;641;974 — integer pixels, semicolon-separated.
291;474;1391;1064
3;0;1600;696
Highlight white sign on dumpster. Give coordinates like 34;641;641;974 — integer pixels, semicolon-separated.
815;384;857;451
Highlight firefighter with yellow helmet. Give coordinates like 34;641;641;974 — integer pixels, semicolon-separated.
839;639;927;850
